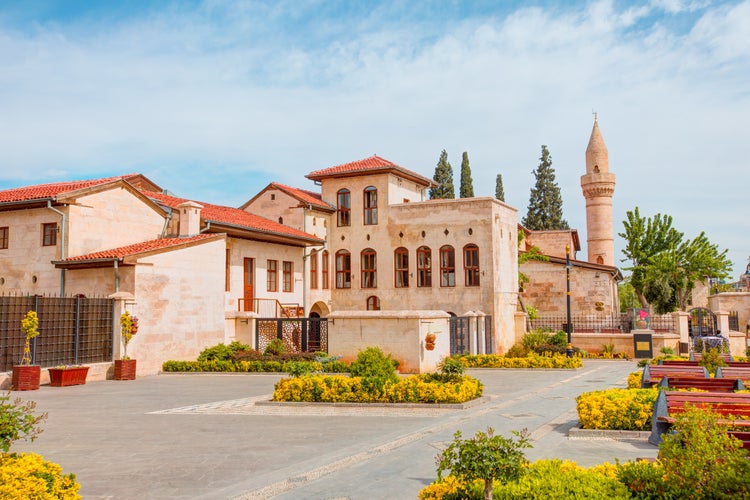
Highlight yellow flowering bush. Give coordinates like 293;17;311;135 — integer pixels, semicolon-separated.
418;475;470;499
627;371;643;389
0;453;80;499
20;310;40;365
457;353;582;369
576;388;658;430
273;374;483;404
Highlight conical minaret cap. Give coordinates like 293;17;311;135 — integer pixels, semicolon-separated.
585;116;608;174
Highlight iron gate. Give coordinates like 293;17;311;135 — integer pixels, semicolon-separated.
256;317;328;354
450;316;493;355
688;307;717;337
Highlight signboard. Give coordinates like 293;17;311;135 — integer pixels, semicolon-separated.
633;332;653;358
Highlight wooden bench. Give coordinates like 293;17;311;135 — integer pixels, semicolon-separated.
660;360;700;366
641;364;708;388
649;391;750;445
657;376;745;392
717;366;750;385
728;431;750;451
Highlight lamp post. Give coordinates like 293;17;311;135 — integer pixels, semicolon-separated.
565;244;573;357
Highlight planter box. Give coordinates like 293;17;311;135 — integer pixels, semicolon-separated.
12;365;41;391
114;359;137;380
49;367;89;387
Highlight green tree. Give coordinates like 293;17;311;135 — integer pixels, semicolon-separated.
619;208;732;312
436;427;531;500
522;145;569;230
459;151;474;198
430;149;455;199
495;174;505;202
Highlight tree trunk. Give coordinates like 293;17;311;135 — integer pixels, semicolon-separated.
484;478;493;500
637;291;649;308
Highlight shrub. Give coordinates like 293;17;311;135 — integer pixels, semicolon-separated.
264;338;286;356
440;357;465;377
0;392;47;453
197;341;251;362
576;388;657;430
283;361;319;378
521;329;551;350
491;459;629;499
548;330;568;347
457;353;582;369
349;347;399;396
698;347;727;376
627;371;643;389
436;427;531;500
321;360;349;373
530;343;567;356
0;453;80;499
504;344;529;358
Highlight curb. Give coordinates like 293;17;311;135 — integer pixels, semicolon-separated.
255;396;491;410
568;427;651;441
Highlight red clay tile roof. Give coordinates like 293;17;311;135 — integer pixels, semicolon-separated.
144;191;323;243
269;182;332;210
306;155;434;186
63;234;220;262
0;175;138;203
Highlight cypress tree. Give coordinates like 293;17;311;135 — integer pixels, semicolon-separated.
430;149;455;199
495;174;505;202
459;151;474;198
522;145;569;230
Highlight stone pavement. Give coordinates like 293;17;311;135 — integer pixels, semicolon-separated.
10;360;657;499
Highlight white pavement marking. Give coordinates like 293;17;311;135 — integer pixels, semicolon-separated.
231;364;611;499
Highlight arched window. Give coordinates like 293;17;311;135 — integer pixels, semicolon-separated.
337;189;351;227
310;250;318;289
366;296;381;311
394;247;409;288
417;246;432;287
463;244;480;287
596;256;604;265
361;248;377;288
363;186;378;225
335;250;351;289
321;250;329;289
440;245;455;287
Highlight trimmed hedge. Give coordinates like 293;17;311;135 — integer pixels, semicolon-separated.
456;353;583;369
162;359;349;373
273;374;483;404
0;452;80;499
576;388;657;430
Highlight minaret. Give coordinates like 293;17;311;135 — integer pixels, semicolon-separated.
581;115;616;266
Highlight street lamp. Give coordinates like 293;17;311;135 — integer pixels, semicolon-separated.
566;244;573;357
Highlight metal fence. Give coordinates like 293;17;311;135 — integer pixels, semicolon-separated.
530;313;675;334
449;316;493;355
256;318;328;354
729;311;739;332
0;294;114;372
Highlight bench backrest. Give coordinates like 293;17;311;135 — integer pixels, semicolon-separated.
660;360;700;366
717;366;750;382
663;391;750;416
642;365;708;387
690;352;733;362
657;376;745;392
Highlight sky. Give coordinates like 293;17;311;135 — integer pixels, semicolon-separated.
0;0;748;279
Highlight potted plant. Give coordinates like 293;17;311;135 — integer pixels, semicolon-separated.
425;333;437;351
12;311;41;391
114;312;138;380
48;365;89;387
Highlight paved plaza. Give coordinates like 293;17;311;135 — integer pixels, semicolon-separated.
11;360;657;499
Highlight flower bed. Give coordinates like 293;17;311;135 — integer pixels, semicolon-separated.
576;388;658;430
273;374;483;404
0;453;80;499
455;353;583;369
162;359;348;373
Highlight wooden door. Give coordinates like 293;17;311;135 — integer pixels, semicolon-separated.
243;258;254;312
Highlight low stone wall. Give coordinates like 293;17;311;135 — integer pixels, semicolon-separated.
327;310;451;374
571;332;681;358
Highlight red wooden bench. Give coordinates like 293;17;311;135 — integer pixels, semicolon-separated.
728;431;750;451
717;366;750;385
641;364;708;388
660;360;699;366
690;352;733;362
657;376;745;392
649;391;750;445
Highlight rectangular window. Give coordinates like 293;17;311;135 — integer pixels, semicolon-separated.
440;246;456;287
310;251;318;289
394;248;409;288
322;251;329;289
283;261;293;292
336;251;351;289
267;260;278;292
337;190;351;227
0;227;8;250
42;223;57;247
361;250;377;288
464;246;480;287
417;247;432;287
225;249;230;292
363;187;378;225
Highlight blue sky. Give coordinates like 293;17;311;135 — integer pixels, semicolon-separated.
0;0;748;278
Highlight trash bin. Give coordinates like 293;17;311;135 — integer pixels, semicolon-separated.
633;332;653;358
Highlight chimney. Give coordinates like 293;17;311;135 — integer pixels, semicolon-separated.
177;201;203;237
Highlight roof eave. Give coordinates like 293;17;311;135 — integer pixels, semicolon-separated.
204;220;324;246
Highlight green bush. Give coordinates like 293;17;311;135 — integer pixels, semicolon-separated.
504;344;530;358
548;330;568;347
1;391;47;453
698;347;727;376
440;357;465;377
321;360;349;373
530;343;567;356
197;341;251;362
264;338;286;356
491;459;629;499
349;347;399;396
521;329;551;350
283;361;319;377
